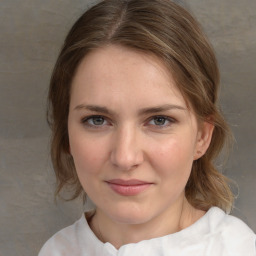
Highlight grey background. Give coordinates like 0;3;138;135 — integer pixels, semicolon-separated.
0;0;255;255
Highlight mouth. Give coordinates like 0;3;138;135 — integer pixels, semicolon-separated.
105;179;153;196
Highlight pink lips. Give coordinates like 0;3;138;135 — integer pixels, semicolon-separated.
106;179;152;196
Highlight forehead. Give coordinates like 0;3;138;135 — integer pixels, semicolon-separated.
70;45;187;110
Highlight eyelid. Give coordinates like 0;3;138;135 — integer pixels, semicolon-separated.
81;115;112;127
145;115;177;127
80;114;176;128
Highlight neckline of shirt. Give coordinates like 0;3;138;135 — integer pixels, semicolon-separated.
81;206;224;253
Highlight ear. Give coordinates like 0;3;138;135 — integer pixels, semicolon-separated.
194;121;214;160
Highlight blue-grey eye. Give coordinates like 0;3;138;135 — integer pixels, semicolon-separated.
152;116;168;125
89;116;105;125
81;116;107;126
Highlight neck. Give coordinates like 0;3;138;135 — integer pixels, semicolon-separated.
89;196;205;249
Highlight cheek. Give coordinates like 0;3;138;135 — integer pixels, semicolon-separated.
69;134;109;175
149;137;195;201
149;136;195;178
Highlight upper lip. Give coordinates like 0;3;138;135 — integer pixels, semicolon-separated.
106;179;152;186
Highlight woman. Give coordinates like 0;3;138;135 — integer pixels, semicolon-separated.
39;0;256;255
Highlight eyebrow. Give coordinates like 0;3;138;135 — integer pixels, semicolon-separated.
138;104;186;115
74;104;186;115
74;104;114;115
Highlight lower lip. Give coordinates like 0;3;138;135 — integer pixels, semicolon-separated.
107;183;152;196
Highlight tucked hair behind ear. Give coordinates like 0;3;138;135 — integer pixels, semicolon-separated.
47;0;234;212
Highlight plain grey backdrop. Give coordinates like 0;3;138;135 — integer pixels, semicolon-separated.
0;0;255;255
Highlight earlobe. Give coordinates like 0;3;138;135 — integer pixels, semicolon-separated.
194;122;214;160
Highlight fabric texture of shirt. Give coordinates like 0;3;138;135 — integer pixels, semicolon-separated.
38;207;256;256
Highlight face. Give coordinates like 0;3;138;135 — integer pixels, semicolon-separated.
68;45;212;225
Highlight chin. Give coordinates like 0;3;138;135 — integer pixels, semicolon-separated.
106;204;153;225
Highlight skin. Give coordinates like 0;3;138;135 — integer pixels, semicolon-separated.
68;45;214;249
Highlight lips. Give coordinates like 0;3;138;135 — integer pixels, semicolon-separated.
106;179;153;196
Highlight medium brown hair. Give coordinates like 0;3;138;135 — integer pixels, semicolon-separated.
47;0;233;212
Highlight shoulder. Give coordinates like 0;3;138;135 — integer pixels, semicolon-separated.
206;207;256;255
38;215;89;256
207;207;254;235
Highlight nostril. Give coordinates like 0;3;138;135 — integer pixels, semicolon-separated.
110;148;144;171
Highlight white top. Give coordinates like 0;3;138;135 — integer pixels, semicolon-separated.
38;207;256;256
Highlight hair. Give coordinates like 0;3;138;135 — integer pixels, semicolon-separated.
47;0;234;213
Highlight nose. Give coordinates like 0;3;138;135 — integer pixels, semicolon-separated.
110;125;144;171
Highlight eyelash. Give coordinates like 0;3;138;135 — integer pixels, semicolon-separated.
81;115;110;128
81;115;176;129
146;116;176;128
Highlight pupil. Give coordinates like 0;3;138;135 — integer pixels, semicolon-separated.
93;117;104;125
154;117;166;125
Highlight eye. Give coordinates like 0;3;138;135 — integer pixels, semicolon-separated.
81;115;109;127
147;116;175;127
